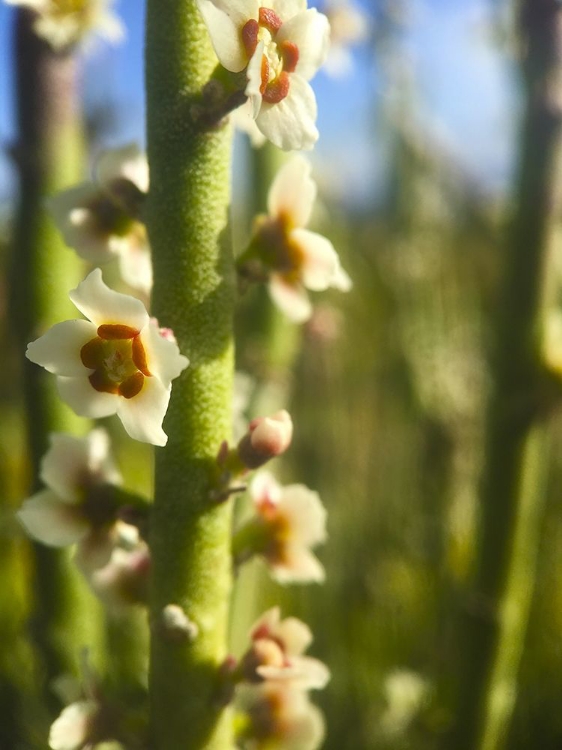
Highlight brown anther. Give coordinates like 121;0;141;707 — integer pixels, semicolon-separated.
132;335;151;376
89;370;119;394
97;324;140;340
242;18;259;58
262;72;290;104
80;337;104;369
259;7;283;32
280;40;299;73
119;371;145;399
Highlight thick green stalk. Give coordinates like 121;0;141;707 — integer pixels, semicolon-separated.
444;2;562;747
9;10;102;704
145;2;235;747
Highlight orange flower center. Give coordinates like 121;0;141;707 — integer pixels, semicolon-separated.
80;324;151;399
241;7;300;105
255;214;306;283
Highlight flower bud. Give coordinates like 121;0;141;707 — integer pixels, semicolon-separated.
237;410;293;470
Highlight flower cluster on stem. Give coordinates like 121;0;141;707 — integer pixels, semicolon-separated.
197;0;330;150
238;155;351;322
229;608;329;749
14;0;350;745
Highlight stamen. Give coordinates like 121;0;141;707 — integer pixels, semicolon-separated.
262;72;290;104
280;41;299;73
258;7;283;32
119;372;145;399
242;19;259;58
132;336;151;377
89;370;119;394
98;324;140;340
80;337;105;369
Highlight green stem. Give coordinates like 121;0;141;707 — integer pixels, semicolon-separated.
9;9;102;707
444;2;562;747
230;143;301;654
145;2;235;747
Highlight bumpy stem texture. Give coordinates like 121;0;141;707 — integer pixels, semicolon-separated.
145;1;235;748
444;2;562;748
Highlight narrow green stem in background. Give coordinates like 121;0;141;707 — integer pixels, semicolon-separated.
444;2;562;748
8;9;102;709
145;2;235;747
230;143;301;654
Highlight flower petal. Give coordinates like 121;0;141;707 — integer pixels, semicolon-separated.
196;0;251;72
49;700;97;750
258;655;330;690
56;375;119;419
277;9;330;81
267;155;316;228
279;484;327;545
69;268;149;329
140;320;189;388
117;242;153;294
270;0;307;21
269;275;312;322
202;0;259;26
75;527;118;573
291;228;338;291
94;142;149;194
256;74;318;151
270;546;326;584
331;262;353;292
41;430;121;504
274;614;312;654
251;470;283;504
245;43;265;118
26;320;97;376
17;490;89;547
67;209;120;263
47;183;117;264
116;376;171;446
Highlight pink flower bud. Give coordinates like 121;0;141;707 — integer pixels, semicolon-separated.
237;410;293;470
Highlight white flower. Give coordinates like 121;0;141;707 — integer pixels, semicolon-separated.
89;543;150;613
236;683;325;750
16;429;130;568
323;0;369;78
240;606;330;690
48;144;152;295
381;669;430;736
5;0;124;50
235;471;327;584
197;0;330;150
241;155;351;322
49;699;98;750
26;269;189;446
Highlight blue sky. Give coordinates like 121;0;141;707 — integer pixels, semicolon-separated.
0;0;517;208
